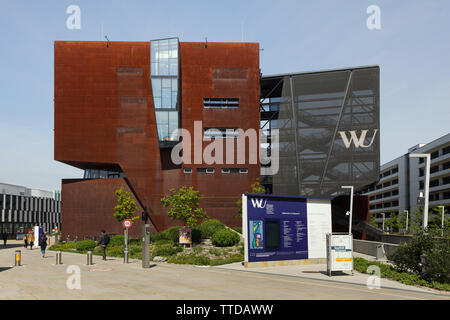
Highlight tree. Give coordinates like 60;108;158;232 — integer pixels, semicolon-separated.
237;178;266;218
160;186;208;228
409;206;449;237
114;187;139;223
384;212;407;233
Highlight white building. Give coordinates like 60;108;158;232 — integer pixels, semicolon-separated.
359;133;450;230
0;182;61;237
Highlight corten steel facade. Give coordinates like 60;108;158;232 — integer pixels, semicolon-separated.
54;40;260;239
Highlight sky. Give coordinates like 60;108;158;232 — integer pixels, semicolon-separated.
0;0;449;191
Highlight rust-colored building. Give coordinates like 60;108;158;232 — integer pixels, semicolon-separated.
54;39;260;239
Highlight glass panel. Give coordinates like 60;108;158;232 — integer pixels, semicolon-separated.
159;58;169;75
168;111;178;139
169;59;178;76
171;78;178;91
157;124;168;141
171;92;177;109
161;87;171;109
152;78;161;98
156;111;168;125
154;97;161;109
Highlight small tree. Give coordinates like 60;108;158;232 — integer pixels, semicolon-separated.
114;187;139;223
160;186;208;228
237;178;266;218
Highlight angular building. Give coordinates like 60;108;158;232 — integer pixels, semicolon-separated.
0;182;61;237
54;38;380;239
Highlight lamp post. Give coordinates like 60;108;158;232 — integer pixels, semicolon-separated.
409;153;430;230
438;205;445;237
404;210;409;234
381;212;385;232
342;186;354;235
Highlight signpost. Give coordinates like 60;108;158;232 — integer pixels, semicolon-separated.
122;219;132;264
141;209;150;268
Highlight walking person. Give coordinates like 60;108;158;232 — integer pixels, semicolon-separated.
98;230;110;261
39;232;48;258
2;233;7;247
29;234;34;250
23;235;28;248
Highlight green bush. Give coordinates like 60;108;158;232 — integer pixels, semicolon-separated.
389;232;436;274
152;226;202;244
211;228;240;247
76;240;97;252
109;235;125;246
197;219;226;238
191;227;202;244
424;241;450;283
153;244;183;257
106;245;124;257
232;227;242;234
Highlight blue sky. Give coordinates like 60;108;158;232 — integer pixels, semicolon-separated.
0;0;449;191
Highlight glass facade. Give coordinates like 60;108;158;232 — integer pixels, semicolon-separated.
151;38;180;143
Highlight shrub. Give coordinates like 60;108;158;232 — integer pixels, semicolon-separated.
232;227;242;234
424;241;450;283
76;240;97;252
153;244;183;257
389;232;435;274
191;227;202;244
211;229;240;247
198;219;226;239
109;235;125;246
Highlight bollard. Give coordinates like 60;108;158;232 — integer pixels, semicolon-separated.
124;248;129;264
15;250;21;266
87;251;93;265
56;251;62;265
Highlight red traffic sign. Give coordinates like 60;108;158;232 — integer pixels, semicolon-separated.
122;219;132;229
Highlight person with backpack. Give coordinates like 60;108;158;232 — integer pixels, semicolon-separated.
29;233;35;250
98;230;110;261
39;232;48;258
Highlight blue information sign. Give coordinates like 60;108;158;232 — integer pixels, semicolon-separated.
246;194;309;262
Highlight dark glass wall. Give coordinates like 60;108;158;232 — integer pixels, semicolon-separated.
261;67;380;197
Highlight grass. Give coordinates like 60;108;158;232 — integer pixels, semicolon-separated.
354;257;450;291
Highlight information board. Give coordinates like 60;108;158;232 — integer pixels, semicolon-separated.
243;194;332;264
326;233;353;275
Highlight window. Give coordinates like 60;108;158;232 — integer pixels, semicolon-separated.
197;168;215;174
392;167;398;174
203;128;239;139
265;220;280;249
183;168;192;174
431;150;439;160
221;168;230;174
430;165;439;174
392;179;398;185
419;181;424;189
419;168;424;177
443;145;450;155
443;161;450;170
239;168;248;174
443;176;450;185
203;98;239;109
430;179;439;187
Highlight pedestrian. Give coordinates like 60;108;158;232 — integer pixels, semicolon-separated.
23;235;28;248
39;232;48;258
98;230;110;261
29;234;34;250
2;233;7;247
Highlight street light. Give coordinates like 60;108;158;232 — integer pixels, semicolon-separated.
438;206;445;237
342;186;354;235
381;212;385;232
409;153;430;230
404;210;409;234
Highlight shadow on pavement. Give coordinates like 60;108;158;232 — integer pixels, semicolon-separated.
0;244;26;250
0;267;13;272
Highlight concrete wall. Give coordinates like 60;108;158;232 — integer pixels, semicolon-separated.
353;239;399;258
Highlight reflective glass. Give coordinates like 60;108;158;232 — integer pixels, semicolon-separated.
161;87;171;108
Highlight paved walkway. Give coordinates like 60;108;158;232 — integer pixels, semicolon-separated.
1;241;449;300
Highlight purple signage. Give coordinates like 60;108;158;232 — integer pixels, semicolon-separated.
246;194;308;262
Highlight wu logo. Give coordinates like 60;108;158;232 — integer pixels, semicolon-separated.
339;129;378;149
251;198;267;209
